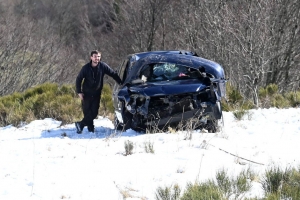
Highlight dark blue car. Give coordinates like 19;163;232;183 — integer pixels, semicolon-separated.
113;50;227;133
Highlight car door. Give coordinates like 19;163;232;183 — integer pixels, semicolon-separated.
113;58;131;113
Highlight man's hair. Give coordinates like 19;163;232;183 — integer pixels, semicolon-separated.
91;50;101;56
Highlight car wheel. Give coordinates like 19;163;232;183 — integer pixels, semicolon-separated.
123;110;133;130
206;119;219;133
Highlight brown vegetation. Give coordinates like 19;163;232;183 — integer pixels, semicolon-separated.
0;0;299;107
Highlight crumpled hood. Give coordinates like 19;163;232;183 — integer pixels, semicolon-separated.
128;80;208;96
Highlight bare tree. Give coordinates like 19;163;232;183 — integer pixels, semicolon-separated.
0;0;299;99
265;0;300;91
111;0;172;54
0;3;74;95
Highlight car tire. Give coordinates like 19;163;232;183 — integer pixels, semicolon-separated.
123;110;133;131
206;119;219;133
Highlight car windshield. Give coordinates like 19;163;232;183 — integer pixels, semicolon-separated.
140;63;200;82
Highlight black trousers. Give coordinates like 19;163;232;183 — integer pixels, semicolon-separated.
80;95;101;128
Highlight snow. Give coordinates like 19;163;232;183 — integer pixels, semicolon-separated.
1;107;300;200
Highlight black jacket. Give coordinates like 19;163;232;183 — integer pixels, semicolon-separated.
76;61;122;96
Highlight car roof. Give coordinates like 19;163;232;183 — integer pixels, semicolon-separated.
131;50;197;60
126;50;225;80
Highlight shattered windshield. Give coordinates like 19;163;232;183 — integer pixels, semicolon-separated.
140;63;199;82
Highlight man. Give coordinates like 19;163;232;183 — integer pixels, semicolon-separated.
75;50;122;133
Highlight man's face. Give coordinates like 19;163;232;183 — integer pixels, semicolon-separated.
91;53;101;65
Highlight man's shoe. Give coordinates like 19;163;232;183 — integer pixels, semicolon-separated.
88;126;94;133
75;122;83;134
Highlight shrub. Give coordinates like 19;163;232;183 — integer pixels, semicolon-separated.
228;86;243;105
144;140;155;154
221;99;230;112
222;84;254;112
281;167;300;199
258;84;293;108
0;92;23;107
216;169;231;197
23;82;58;100
259;84;278;98
233;109;248;120
156;166;300;200
100;84;114;116
259;84;278;108
262;166;300;199
155;184;181;200
124;140;134;156
221;83;239;111
232;169;252;199
285;91;300;107
261;166;292;195
0;82;116;127
181;181;224;200
271;94;290;108
266;84;278;96
57;84;76;95
0;83;82;126
23;89;80;124
240;101;255;110
0;93;36;126
0;103;7;126
216;168;254;199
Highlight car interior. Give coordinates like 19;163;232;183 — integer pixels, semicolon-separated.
139;63;201;82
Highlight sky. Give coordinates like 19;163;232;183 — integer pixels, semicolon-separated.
0;107;300;200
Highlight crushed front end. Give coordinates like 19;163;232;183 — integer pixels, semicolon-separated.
121;81;222;132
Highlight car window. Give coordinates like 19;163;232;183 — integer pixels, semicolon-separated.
140;65;153;82
151;63;195;81
139;63;201;82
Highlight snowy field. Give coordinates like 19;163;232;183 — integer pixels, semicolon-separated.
1;107;300;200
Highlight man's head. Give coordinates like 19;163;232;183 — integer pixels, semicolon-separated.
90;50;101;66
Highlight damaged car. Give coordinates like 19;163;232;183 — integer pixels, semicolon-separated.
112;50;227;133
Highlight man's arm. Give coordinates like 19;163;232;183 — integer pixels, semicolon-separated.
102;62;122;85
76;67;85;100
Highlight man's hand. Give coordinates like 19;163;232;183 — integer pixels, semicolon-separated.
78;93;84;100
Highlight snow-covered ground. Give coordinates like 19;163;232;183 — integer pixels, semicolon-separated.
1;107;300;200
